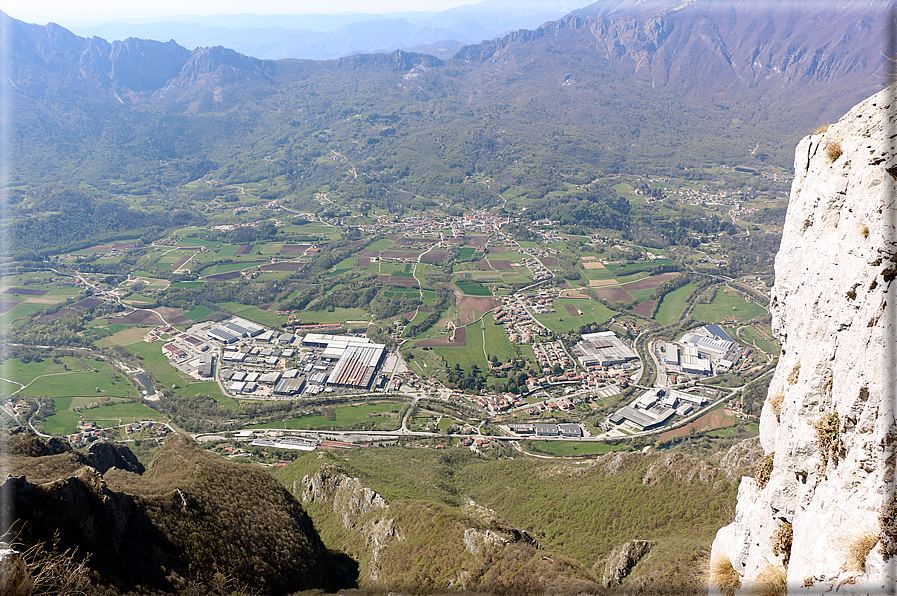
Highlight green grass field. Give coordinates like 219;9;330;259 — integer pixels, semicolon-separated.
653;282;694;326
434;324;489;374
39;397;164;435
366;239;395;251
740;325;780;356
20;369;139;398
454;282;492;296
123;341;187;390
693;288;768;323
482;314;519;363
0;357;93;385
249;402;403;430
526;440;620;456
534;299;616;334
185;305;216;321
217;303;287;327
0;302;44;328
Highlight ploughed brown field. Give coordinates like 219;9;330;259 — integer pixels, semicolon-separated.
655;409;738;441
170;254;191;270
628;300;655;317
595;288;633;302
84;241;138;252
564;304;581;316
623;272;680;290
487;246;506;254
357;249;380;257
279;244;311;255
456;295;498;311
0;299;20;314
537;256;559;267
488;259;513;271
387;276;419;287
420;251;447;262
107;310;164;326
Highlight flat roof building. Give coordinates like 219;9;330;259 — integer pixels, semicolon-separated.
575;331;638;367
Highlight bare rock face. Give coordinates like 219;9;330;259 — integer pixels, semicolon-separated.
710;83;897;594
602;539;653;587
0;544;32;596
301;463;387;529
87;440;145;475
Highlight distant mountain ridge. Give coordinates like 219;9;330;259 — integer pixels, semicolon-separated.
1;0;891;220
59;0;599;60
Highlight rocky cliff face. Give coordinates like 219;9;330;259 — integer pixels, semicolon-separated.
710;82;897;594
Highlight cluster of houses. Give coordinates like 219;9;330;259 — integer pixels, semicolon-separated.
494;289;564;343
525;396;576;416
465;392;527;412
533;341;570;371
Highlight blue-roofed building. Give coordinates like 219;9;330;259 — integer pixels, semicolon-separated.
704;324;734;343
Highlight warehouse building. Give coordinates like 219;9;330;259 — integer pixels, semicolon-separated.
302;333;372;349
574;331;638;367
208;317;265;343
326;344;386;389
197;354;215;378
273;377;306;396
663;343;680;365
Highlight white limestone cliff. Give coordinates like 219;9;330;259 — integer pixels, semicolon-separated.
710;83;897;595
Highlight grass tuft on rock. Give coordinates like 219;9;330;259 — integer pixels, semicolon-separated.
843;531;879;573
747;560;787;596
704;553;741;596
770;521;793;564
754;452;775;489
825;139;843;162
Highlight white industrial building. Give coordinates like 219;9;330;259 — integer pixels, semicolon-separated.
609;387;708;431
677;325;742;374
574;331;638;367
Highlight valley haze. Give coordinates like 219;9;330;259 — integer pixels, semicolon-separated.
0;1;894;595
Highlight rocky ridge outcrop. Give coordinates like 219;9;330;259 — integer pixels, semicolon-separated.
602;539;654;587
301;464;401;581
710;82;897;594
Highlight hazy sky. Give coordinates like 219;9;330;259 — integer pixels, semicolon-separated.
4;1;486;24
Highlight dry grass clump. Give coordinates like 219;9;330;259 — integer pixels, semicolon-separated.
770;521;793;564
825;139;843;162
703;553;741;596
754;452;775;489
19;535;91;596
812;412;841;470
860;222;870;239
812;123;830;134
786;365;800;386
747;560;787;596
768;392;784;422
843;531;879;573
